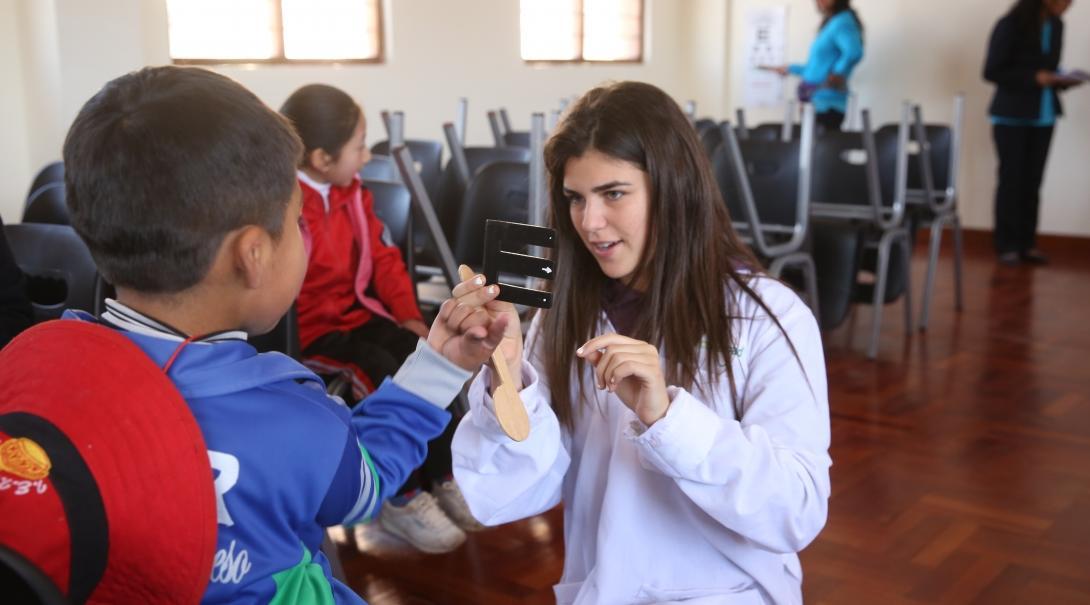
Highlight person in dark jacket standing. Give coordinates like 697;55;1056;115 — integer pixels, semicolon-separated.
984;0;1084;265
0;214;34;348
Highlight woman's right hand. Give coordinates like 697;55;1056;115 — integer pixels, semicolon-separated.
452;265;524;388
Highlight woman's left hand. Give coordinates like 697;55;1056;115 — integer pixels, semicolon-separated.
825;73;846;90
577;333;670;427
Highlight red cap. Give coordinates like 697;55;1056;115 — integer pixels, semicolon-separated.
0;320;217;604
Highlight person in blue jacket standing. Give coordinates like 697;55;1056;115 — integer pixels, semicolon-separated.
984;0;1083;266
769;0;864;131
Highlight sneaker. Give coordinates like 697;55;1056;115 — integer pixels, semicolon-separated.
997;251;1020;266
1021;249;1049;265
433;479;487;532
326;525;350;545
378;491;466;553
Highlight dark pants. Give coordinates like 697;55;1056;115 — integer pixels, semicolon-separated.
816;110;845;132
304;315;455;495
992;124;1054;255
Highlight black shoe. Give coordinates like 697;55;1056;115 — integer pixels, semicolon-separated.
1021;249;1049;265
997;251;1021;266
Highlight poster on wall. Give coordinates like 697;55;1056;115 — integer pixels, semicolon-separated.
743;5;788;108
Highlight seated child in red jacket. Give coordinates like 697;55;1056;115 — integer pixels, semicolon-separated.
281;84;482;554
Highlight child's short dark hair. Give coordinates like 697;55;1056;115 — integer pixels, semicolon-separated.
280;84;362;162
63;66;303;293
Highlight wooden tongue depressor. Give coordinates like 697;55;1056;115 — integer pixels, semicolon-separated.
457;265;530;441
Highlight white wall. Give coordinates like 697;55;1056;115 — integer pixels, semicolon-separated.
1;0;33;222
5;0;1090;237
3;0;704;222
729;0;1090;236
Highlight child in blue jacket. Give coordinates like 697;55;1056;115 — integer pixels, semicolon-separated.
60;65;507;604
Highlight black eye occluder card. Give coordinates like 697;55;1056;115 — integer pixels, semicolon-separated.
482;220;556;309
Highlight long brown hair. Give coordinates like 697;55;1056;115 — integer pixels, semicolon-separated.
540;81;793;429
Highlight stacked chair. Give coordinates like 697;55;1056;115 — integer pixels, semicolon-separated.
714;105;820;317
488;108;531;148
809;105;914;359
892;96;965;330
370;110;443;202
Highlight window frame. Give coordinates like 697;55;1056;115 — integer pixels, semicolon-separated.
520;0;645;65
170;0;386;66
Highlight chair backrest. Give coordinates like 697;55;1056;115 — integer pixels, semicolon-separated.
750;123;802;142
359;154;401;183
371;139;443;201
810;106;909;231
25;161;64;202
503;131;530;148
811;130;877;210
693;118;717;135
699;124;723;157
433;146;531;244
874;123;948;194
22;183;70;225
453;161;530;268
714;106;814;259
719;137;802;228
366;180;412;253
4;223;103;322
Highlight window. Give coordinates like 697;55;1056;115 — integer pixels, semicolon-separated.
520;0;643;63
167;0;383;64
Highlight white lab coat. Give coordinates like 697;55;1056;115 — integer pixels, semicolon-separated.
453;277;830;605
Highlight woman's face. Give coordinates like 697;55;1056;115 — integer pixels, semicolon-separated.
1043;0;1072;17
564;149;652;288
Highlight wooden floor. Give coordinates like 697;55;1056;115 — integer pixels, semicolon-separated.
335;230;1090;604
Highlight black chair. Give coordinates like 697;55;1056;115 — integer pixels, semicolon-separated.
877;98;965;331
747;123;802;142
694;117;717;135
0;544;69;605
487;109;531;149
366;179;414;271
503;131;531;148
714;114;820;317
359;154;401;183
699;124;723;158
370;140;442;202
810;108;913;359
452;161;530;268
4;223;105;322
25;161;64;202
23;182;69;225
415;141;531;272
811;220;864;331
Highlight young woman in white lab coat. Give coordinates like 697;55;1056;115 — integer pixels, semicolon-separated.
451;81;830;605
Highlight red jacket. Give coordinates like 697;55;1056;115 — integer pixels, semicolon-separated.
296;177;421;350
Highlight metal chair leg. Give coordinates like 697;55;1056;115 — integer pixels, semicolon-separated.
953;214;965;311
801;255;821;323
918;216;943;331
900;230;914;337
868;233;895;360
